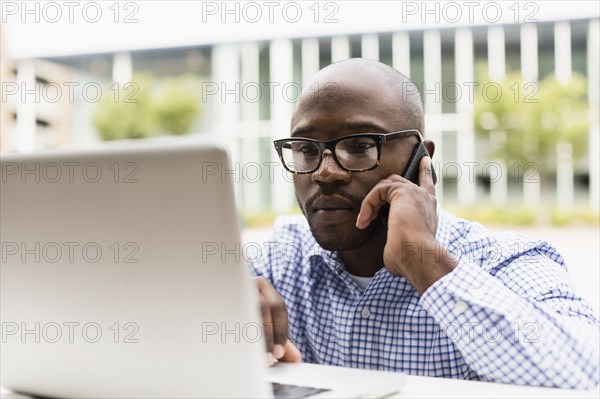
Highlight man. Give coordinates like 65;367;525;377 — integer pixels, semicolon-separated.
250;58;599;389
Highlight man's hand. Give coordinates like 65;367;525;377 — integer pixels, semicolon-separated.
356;156;457;294
254;277;302;365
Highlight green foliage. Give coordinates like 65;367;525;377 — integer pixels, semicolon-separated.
551;208;574;226
242;207;302;228
447;203;599;226
474;70;589;174
155;75;202;135
93;73;202;141
93;74;158;141
549;207;600;226
242;211;279;228
574;207;600;225
447;204;537;226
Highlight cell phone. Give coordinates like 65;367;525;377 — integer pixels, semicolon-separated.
374;142;438;226
401;142;438;185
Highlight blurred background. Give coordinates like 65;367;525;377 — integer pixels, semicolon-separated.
1;1;598;305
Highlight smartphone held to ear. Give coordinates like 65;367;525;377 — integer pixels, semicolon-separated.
401;142;438;185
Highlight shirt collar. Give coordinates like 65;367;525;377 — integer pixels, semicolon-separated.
308;242;343;273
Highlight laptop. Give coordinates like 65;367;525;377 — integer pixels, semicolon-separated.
0;139;405;398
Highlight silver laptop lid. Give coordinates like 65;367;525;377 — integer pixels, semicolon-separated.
1;140;270;398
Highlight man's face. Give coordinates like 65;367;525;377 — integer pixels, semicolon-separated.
290;69;419;251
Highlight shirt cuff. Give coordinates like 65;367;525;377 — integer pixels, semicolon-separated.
419;258;520;317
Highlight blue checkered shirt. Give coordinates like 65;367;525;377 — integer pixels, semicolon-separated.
248;208;599;389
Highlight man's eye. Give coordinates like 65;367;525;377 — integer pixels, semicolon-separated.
352;142;374;149
294;144;319;156
346;141;375;154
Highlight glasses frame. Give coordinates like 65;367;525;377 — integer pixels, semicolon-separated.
273;129;423;174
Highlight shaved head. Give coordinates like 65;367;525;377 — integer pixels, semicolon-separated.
292;58;424;134
288;58;435;253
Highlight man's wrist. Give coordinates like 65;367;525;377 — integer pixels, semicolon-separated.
395;238;458;295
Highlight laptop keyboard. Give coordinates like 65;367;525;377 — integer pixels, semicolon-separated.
271;382;330;398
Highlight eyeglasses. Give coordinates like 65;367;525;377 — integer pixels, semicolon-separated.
273;129;423;174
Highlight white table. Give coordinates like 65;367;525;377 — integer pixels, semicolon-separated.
395;374;599;398
3;374;598;398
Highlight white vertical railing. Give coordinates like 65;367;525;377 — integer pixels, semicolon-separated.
555;22;574;210
270;39;295;214
424;30;443;202
488;26;506;81
212;44;240;136
555;22;572;84
455;28;476;206
392;32;411;78
487;26;508;206
520;23;541;207
112;52;132;84
241;42;262;212
361;34;379;61
331;36;350;62
588;19;600;212
211;44;241;209
301;38;320;87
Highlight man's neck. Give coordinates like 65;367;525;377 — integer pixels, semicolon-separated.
338;230;387;277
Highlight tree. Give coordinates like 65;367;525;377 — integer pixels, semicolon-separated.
474;70;589;189
93;73;202;140
93;73;157;141
155;75;201;135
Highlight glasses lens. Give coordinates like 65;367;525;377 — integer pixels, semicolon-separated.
336;137;378;170
281;141;321;172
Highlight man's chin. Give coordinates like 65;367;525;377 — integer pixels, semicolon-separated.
307;217;384;251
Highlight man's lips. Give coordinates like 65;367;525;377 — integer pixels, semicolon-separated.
311;195;357;213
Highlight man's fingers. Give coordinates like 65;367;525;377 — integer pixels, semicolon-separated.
258;291;275;353
356;181;389;229
280;340;302;363
356;199;383;229
260;285;288;348
357;159;437;230
254;277;289;359
419;156;436;196
356;178;406;229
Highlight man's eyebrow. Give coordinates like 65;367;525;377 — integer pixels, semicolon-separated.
291;126;313;137
291;122;387;137
343;122;387;133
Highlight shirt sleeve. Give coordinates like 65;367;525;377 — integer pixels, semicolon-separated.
245;234;274;282
419;248;600;389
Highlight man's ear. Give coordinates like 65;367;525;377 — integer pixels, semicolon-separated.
424;140;435;158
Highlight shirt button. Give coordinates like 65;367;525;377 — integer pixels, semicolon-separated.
360;307;371;318
454;300;467;314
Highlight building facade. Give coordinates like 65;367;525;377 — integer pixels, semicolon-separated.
2;17;599;215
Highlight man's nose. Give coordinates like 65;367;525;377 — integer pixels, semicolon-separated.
311;150;351;184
